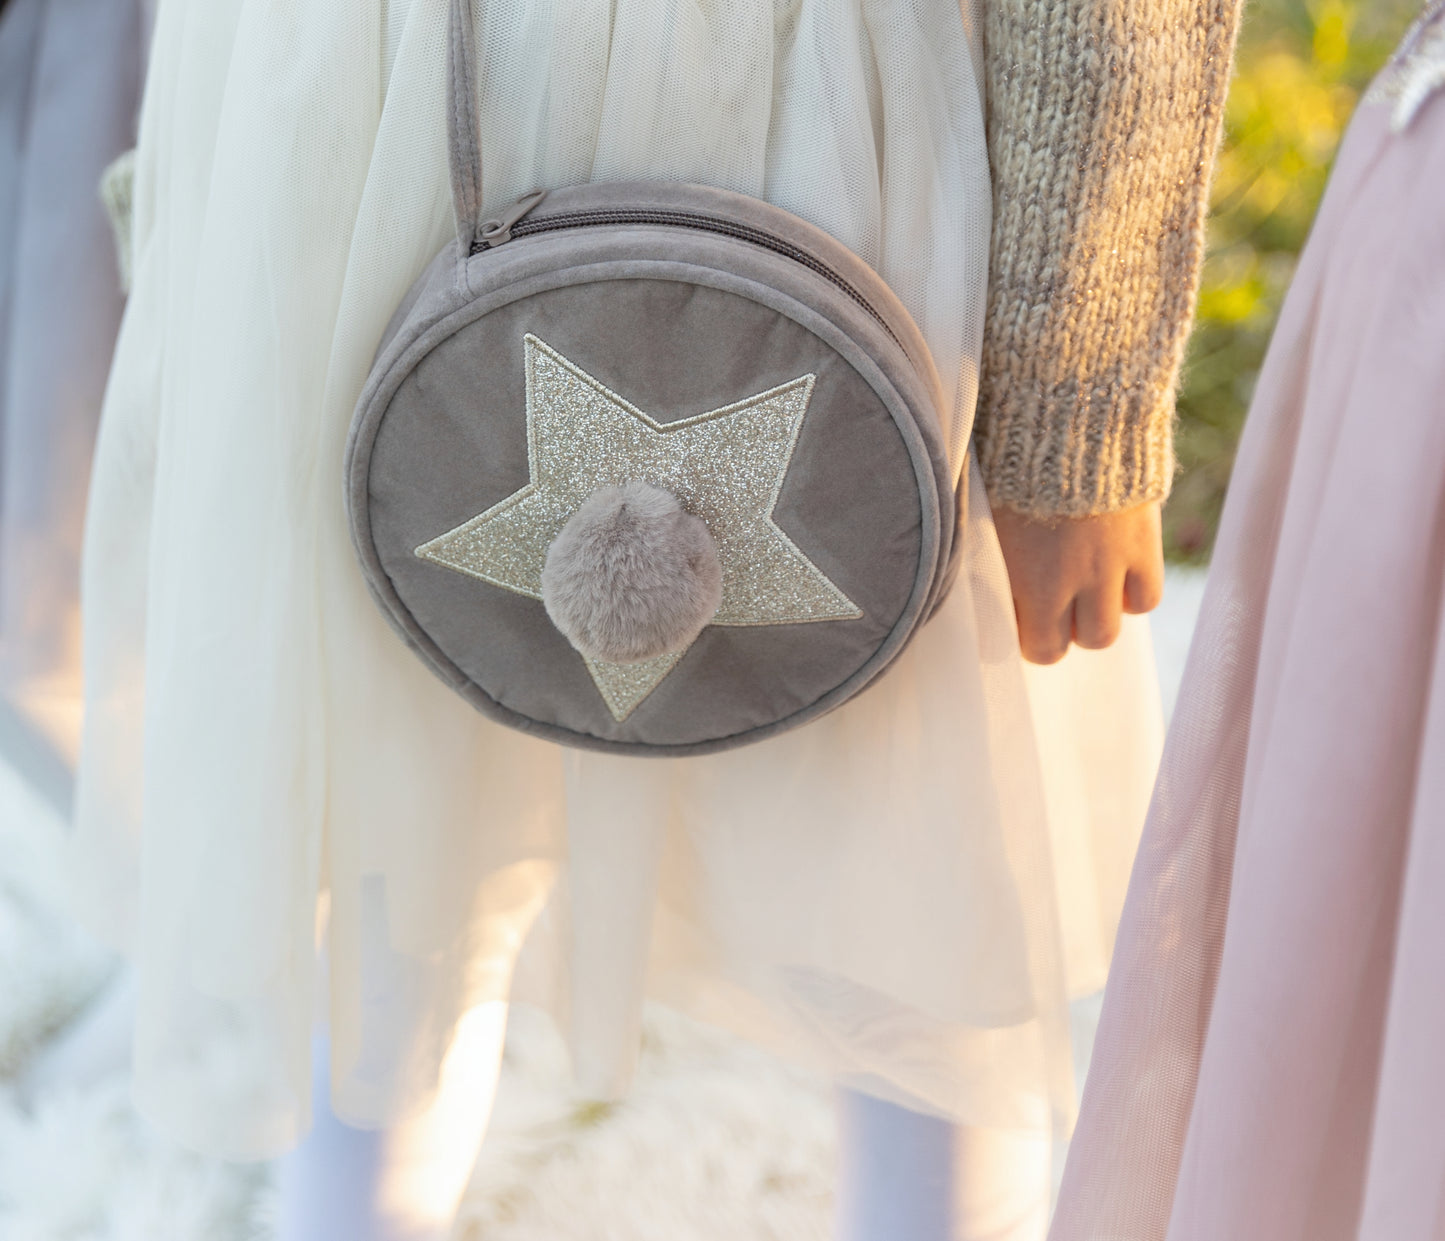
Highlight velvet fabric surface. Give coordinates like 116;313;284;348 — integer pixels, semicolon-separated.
354;256;941;752
346;14;960;752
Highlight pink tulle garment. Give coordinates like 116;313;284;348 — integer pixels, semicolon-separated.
1050;55;1445;1241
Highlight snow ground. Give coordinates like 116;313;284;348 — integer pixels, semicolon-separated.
0;568;1207;1241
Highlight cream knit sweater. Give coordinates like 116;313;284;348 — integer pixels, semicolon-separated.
979;0;1243;518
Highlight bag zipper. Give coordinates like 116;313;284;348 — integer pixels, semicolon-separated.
475;190;902;349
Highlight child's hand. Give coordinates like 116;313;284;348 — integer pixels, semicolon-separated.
993;502;1164;665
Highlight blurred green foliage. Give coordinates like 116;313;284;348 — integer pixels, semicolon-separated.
1165;0;1420;561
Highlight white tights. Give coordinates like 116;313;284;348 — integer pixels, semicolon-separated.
274;1005;507;1241
834;1089;1052;1241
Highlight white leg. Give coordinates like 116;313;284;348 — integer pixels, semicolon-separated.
275;1003;507;1241
563;751;669;1098
950;1120;1051;1241
834;1088;1051;1241
835;1089;957;1241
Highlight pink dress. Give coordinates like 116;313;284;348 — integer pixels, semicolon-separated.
1049;9;1445;1240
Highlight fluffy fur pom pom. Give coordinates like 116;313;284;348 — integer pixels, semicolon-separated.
541;481;723;664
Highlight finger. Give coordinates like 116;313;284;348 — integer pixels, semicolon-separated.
1073;584;1123;650
1015;596;1073;665
1123;563;1164;614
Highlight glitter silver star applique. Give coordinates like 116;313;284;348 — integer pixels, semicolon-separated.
415;333;861;721
1365;0;1445;132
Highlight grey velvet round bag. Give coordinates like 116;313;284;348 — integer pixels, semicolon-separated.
345;0;961;756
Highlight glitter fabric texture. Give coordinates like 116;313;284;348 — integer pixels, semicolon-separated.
1365;0;1445;132
415;334;862;719
581;650;685;721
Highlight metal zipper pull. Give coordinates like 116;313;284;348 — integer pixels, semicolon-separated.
477;189;548;248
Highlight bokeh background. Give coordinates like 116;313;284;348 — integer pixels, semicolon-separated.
1167;0;1419;561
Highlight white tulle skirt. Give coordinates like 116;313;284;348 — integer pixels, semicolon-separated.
72;0;1162;1161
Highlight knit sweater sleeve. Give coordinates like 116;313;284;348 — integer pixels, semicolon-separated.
975;0;1243;518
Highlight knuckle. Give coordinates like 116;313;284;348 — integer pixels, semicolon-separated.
1126;574;1165;614
1021;637;1069;665
1075;616;1122;650
1075;628;1120;651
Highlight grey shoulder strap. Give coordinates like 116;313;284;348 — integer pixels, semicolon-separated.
447;0;484;252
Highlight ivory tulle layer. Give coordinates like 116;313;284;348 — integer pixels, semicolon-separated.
1050;69;1445;1241
72;0;1161;1160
